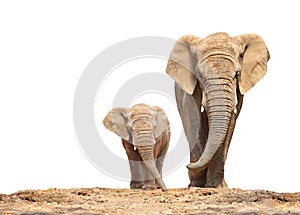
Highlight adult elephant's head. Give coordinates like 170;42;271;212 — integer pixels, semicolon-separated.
166;33;270;171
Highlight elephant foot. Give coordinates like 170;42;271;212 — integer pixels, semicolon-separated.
188;181;205;188
220;179;228;188
141;179;157;190
188;169;207;188
130;181;143;189
141;184;157;190
217;179;228;188
206;179;228;188
131;180;157;190
131;178;166;191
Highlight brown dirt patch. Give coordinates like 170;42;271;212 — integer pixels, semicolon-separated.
1;187;300;214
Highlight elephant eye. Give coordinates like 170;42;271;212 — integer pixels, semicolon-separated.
238;53;244;62
235;70;240;79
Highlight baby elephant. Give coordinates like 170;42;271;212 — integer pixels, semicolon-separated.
103;103;170;191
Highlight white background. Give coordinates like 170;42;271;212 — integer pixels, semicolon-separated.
1;0;299;194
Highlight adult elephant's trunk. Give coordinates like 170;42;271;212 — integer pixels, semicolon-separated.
187;77;234;171
135;138;167;191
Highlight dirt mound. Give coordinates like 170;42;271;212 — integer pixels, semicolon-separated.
1;187;300;214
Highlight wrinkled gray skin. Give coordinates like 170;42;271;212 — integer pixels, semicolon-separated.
166;33;269;188
103;103;170;191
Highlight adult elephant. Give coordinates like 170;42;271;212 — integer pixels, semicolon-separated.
166;32;270;188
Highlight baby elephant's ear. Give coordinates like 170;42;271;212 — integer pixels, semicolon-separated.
152;106;169;139
102;108;130;141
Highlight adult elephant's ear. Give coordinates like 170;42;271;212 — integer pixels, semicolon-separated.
234;34;270;95
166;35;201;95
102;108;130;141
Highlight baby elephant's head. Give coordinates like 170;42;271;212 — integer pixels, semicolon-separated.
103;103;168;147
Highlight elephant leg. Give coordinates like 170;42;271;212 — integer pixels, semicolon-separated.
140;160;157;190
206;114;237;188
122;140;154;189
188;111;209;187
175;83;207;187
206;144;227;188
154;138;169;188
130;161;156;190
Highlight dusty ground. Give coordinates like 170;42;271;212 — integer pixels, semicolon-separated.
0;187;300;214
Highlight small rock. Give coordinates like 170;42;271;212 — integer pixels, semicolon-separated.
159;197;166;203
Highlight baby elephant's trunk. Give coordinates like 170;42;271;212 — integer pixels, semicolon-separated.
137;145;167;191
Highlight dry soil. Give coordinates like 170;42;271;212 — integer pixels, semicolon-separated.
1;187;300;214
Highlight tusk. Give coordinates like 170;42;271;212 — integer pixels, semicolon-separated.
201;106;205;113
234;107;237;114
134;146;137;151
